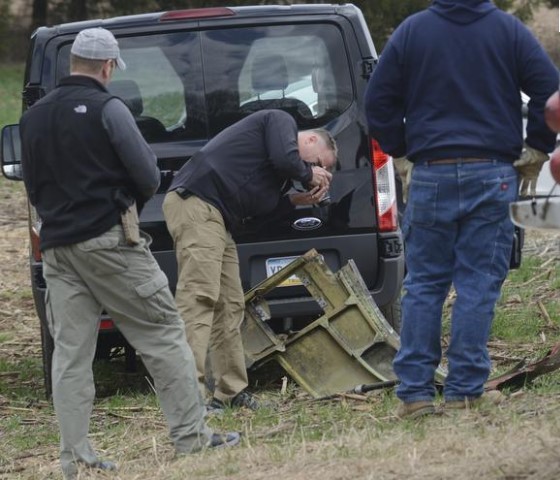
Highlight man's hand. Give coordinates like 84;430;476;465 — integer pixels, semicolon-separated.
308;165;332;200
513;143;549;196
393;156;413;203
290;187;323;206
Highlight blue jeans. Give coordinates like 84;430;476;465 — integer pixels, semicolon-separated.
394;159;518;403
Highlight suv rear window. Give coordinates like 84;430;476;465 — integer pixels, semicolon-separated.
56;23;353;142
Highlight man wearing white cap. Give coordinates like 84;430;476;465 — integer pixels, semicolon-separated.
19;27;239;479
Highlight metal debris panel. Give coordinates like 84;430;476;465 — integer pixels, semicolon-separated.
242;249;446;398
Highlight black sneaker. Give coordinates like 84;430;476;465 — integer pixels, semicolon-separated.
207;398;226;415
209;432;241;449
231;390;260;410
208;391;260;411
64;460;117;480
91;460;117;471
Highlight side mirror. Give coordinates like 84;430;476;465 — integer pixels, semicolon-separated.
1;124;22;180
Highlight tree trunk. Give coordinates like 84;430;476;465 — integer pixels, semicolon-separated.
31;0;48;32
68;0;88;22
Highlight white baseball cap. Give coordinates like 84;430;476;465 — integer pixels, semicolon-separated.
71;27;126;70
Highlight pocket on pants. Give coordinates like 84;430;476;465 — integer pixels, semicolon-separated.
76;234;127;275
409;180;438;226
481;173;517;222
134;270;178;324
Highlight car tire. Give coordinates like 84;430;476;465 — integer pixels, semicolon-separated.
39;318;54;399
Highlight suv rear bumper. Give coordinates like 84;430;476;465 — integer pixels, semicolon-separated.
254;251;404;320
152;231;405;319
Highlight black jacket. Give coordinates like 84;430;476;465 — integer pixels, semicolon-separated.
20;75;159;250
169;110;313;232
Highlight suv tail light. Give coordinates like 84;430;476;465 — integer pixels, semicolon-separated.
100;319;116;331
370;139;398;232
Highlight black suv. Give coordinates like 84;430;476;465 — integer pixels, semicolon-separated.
1;4;405;396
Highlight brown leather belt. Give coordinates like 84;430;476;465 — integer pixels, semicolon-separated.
426;158;492;166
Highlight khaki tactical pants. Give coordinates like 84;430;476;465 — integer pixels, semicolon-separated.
163;192;248;402
42;225;212;478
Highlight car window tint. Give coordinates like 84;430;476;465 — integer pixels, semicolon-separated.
54;23;353;142
201;24;353;136
56;32;205;142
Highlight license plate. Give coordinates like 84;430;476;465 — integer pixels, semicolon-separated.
265;256;301;287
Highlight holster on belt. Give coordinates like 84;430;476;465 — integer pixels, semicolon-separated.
114;190;140;246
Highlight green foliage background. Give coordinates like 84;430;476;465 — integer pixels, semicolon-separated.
4;1;558;59
70;1;556;50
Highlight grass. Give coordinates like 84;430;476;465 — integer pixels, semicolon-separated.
440;254;560;345
0;62;560;479
494;255;560;342
0;357;44;400
0;63;24;127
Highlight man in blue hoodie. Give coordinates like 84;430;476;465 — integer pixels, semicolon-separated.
364;0;558;418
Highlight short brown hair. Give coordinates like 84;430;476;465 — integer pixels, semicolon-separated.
309;128;338;163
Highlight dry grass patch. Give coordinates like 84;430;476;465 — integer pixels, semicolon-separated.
4;388;560;480
1;176;560;480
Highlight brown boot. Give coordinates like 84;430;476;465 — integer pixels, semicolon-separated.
395;400;436;419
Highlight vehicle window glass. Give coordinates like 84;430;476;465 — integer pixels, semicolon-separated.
201;24;353;136
55;24;353;142
239;38;320;115
56;32;205;142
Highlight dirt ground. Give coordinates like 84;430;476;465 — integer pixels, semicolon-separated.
0;181;37;357
1;177;560;480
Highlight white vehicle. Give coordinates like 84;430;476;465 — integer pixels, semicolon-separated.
510;93;560;230
510;196;560;229
521;92;559;197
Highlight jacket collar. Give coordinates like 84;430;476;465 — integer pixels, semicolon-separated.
58;75;108;92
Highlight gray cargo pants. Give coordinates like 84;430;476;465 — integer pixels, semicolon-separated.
42;225;212;478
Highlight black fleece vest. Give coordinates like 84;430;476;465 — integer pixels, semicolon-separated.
20;76;129;250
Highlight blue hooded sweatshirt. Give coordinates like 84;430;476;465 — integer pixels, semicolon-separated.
364;0;558;163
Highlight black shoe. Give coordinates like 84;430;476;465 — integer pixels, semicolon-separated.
208;391;260;411
207;397;226;414
231;390;260;410
209;432;241;449
91;460;117;471
64;460;117;479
